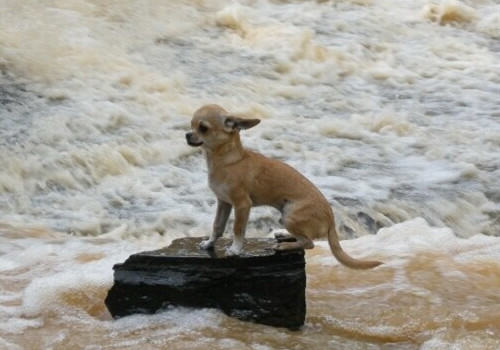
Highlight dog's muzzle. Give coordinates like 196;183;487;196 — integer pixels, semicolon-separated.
186;132;203;147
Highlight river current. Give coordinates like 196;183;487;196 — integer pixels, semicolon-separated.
1;0;500;349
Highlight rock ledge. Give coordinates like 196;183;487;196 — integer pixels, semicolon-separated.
105;237;306;329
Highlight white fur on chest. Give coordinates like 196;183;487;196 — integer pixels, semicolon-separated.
209;177;232;203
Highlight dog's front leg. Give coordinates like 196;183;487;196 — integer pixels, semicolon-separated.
200;199;232;250
226;197;251;256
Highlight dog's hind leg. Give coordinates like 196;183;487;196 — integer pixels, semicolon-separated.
277;210;322;250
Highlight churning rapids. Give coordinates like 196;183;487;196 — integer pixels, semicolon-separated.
1;0;500;349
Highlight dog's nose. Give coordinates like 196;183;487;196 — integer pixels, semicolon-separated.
185;132;203;147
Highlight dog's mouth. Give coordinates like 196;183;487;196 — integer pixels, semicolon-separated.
187;139;204;147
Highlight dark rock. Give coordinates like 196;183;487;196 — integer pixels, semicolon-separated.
105;237;306;329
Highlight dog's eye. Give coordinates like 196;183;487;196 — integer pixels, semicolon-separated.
198;124;209;134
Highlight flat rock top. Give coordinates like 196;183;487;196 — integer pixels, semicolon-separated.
144;237;279;259
118;237;304;268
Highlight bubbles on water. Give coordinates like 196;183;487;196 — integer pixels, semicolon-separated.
422;0;477;25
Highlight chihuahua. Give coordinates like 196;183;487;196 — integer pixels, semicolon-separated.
186;104;382;269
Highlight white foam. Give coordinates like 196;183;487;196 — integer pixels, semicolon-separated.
477;9;500;38
0;258;19;272
422;0;477;25
313;217;500;269
1;1;500;347
0;337;23;350
110;307;222;336
21;268;111;318
0;317;44;335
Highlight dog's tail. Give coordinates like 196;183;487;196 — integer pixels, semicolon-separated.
327;225;382;269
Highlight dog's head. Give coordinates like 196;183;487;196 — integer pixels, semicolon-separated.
186;104;260;149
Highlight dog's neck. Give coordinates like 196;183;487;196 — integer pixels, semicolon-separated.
204;134;245;172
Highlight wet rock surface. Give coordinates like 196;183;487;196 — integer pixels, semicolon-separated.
105;237;306;329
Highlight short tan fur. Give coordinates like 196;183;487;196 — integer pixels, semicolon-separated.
186;104;382;269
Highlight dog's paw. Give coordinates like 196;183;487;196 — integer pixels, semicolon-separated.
225;245;242;256
273;231;296;243
199;239;215;250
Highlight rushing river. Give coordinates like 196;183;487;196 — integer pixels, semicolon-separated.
1;0;500;349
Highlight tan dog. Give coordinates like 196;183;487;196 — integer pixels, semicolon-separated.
186;104;382;269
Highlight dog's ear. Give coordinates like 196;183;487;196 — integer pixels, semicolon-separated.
224;116;261;131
